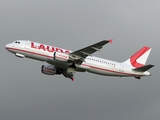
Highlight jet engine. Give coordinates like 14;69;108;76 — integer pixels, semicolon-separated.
41;65;60;75
54;52;70;62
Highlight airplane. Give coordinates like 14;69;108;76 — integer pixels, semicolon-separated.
5;39;154;81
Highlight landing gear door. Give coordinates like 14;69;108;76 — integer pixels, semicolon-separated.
25;40;30;49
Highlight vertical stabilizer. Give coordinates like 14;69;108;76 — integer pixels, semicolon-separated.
123;46;151;68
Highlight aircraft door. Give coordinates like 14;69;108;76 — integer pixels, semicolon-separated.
25;40;30;49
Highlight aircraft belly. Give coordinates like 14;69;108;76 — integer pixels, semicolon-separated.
26;53;47;61
47;58;72;69
75;64;90;72
23;50;48;61
88;69;120;76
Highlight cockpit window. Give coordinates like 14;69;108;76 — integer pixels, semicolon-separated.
15;41;20;44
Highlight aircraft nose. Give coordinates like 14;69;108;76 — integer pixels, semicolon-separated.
5;44;10;50
5;43;12;51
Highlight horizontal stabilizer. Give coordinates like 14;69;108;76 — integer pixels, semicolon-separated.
133;64;154;72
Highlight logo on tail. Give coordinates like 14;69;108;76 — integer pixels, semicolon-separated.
123;46;151;68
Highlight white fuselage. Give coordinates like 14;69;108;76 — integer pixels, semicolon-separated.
5;40;150;78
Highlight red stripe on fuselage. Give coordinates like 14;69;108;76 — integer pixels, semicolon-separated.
6;47;141;77
82;64;139;76
6;47;53;58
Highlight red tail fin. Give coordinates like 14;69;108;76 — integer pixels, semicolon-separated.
123;46;151;68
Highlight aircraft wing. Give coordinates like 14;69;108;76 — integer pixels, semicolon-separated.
69;39;112;64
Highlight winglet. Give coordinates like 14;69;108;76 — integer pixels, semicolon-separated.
109;39;113;43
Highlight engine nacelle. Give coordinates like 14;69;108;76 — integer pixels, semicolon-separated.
41;65;56;75
54;52;70;62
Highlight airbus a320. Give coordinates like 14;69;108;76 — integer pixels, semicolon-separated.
5;39;154;81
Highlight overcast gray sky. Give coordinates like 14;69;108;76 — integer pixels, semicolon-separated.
0;0;160;120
